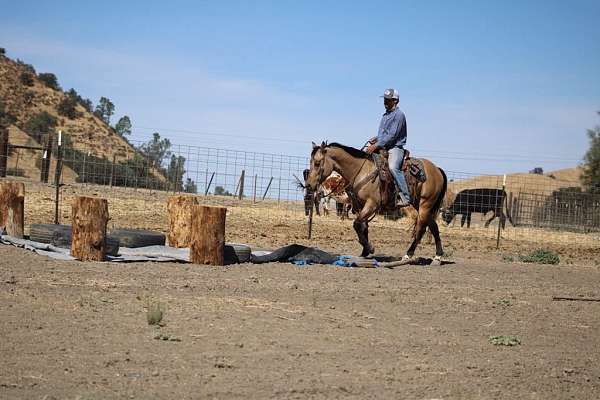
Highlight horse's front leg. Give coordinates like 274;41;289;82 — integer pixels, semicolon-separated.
353;201;378;257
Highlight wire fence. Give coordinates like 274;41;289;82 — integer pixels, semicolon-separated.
0;130;598;253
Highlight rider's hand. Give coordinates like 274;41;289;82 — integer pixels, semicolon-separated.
368;136;377;144
366;144;378;154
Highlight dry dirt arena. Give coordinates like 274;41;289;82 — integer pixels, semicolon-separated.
1;182;600;399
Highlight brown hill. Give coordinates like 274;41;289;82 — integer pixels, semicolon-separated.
448;167;583;197
0;54;169;187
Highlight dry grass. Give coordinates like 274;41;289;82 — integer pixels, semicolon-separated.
13;179;598;264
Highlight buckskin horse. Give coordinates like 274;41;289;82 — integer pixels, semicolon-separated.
305;142;448;265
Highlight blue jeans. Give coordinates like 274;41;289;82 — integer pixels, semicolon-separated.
388;147;411;201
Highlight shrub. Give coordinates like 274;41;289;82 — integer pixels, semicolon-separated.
38;73;61;90
57;92;80;119
519;249;560;265
19;72;34;87
0;48;5;56
23;111;57;142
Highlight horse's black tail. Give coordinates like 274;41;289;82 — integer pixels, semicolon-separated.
431;168;448;217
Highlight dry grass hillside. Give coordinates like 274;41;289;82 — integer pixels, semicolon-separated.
0;54;138;162
448;167;583;197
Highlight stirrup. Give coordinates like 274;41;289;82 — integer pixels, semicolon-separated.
395;194;411;208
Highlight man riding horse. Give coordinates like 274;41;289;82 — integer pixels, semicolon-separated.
304;88;448;264
366;88;411;207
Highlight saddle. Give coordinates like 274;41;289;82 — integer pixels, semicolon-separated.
373;149;427;211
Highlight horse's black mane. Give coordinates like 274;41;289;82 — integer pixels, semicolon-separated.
312;142;369;159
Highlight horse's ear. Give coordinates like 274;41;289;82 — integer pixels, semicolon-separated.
312;141;318;149
320;141;326;148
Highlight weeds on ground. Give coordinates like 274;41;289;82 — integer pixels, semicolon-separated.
494;299;512;307
154;332;181;342
502;254;515;262
489;335;521;346
147;300;164;326
519;249;560;265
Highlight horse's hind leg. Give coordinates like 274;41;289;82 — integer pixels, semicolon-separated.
484;211;496;228
428;218;444;265
405;214;428;258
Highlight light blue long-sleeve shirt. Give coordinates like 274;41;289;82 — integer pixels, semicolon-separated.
375;107;407;149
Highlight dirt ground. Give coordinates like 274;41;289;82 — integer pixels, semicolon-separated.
2;245;600;400
1;181;600;399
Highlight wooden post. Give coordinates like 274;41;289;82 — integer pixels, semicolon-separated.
252;174;257;203
71;196;109;261
238;170;245;200
0;181;25;238
0;127;8;177
307;199;314;240
167;195;199;247
190;205;226;265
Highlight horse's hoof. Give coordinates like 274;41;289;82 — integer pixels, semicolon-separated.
431;256;442;266
369;245;375;255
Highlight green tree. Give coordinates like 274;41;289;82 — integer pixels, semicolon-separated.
19;72;34;86
115;116;132;137
139;132;171;168
0;48;5;56
214;186;232;196
57;90;81;119
24;111;57;142
184;178;197;194
167;154;186;191
582;111;600;193
94;96;115;124
38;73;61;90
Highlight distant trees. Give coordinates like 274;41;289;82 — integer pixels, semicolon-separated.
0;48;5;56
167;154;186;191
38;73;61;90
139;132;171;168
529;167;543;175
19;72;34;87
57;89;81;119
0;100;16;131
115;116;132;137
581;111;600;193
214;186;232;196
94;97;115;124
184;178;197;194
24;111;57;142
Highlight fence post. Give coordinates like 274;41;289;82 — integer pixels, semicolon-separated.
252;174;257;203
0;127;8;177
54;131;63;224
307;201;314;239
496;174;506;249
262;177;273;200
204;172;215;195
238;170;245;200
40;132;54;183
81;152;88;184
277;177;281;204
110;154;116;188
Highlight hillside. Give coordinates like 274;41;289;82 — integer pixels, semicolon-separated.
0;54;137;159
448;167;583;197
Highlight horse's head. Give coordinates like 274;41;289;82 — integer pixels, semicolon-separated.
305;141;334;192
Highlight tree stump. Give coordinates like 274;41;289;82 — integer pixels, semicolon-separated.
167;195;199;247
0;181;25;238
71;196;109;261
190;205;226;265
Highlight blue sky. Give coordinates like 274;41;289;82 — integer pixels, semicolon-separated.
1;0;599;174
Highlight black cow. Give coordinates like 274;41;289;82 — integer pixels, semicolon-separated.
441;188;513;229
